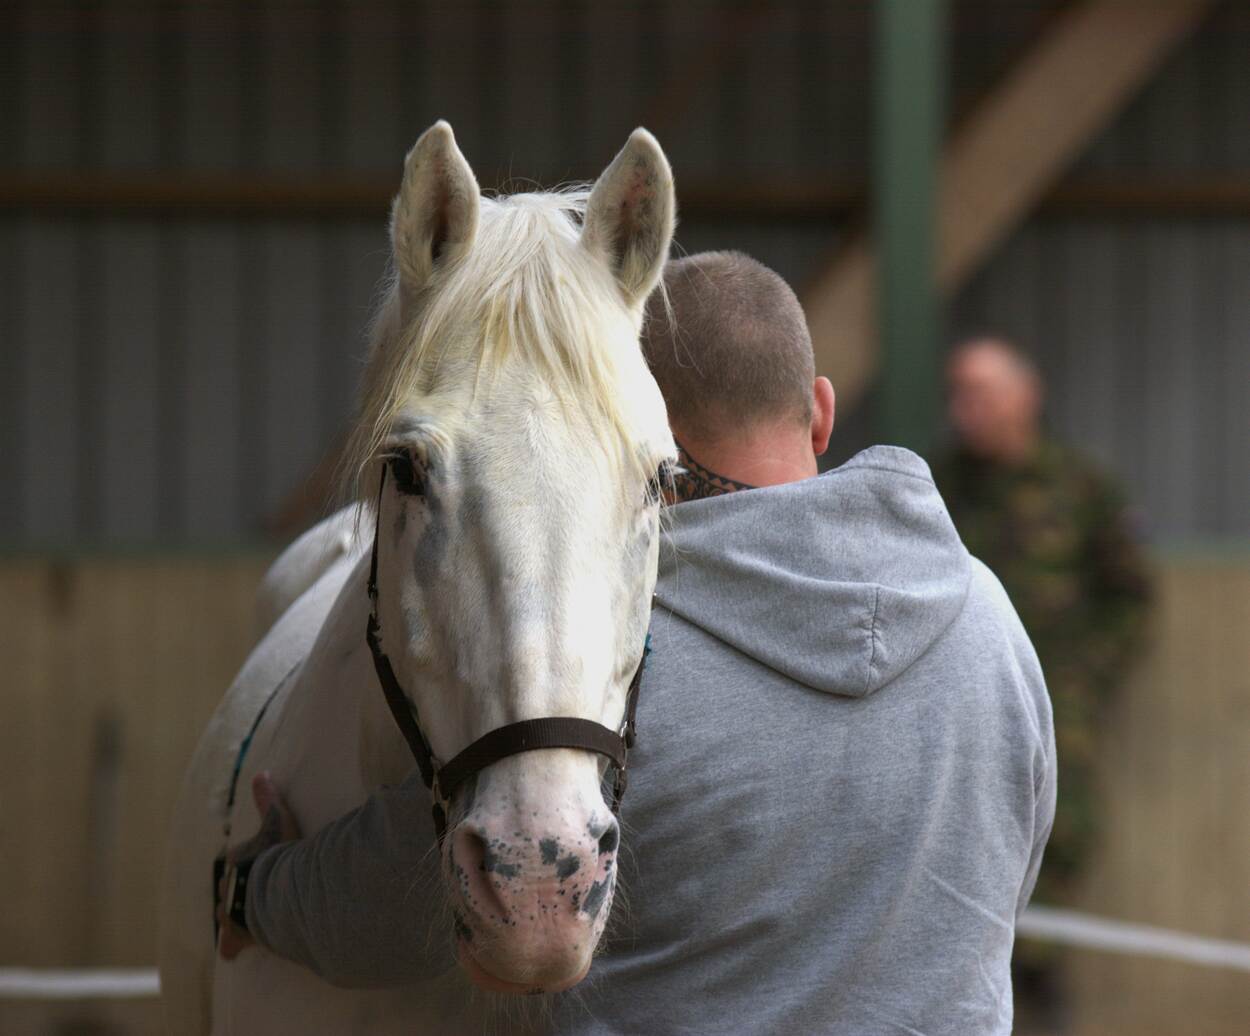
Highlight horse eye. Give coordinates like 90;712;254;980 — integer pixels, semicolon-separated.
645;463;670;504
389;452;425;496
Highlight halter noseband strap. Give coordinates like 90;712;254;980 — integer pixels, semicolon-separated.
365;467;647;843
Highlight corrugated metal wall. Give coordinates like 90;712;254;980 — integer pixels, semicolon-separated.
951;5;1250;541
2;0;1247;546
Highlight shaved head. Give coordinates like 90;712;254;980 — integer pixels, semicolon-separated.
641;251;815;442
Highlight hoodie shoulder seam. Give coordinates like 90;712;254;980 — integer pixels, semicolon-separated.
831;462;934;486
865;584;882;694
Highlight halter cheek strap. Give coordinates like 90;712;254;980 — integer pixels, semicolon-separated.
366;466;647;843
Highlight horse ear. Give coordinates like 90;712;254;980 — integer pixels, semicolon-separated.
581;128;675;310
391;121;480;298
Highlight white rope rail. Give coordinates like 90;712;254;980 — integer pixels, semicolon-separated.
1;907;1247;999
1017;905;1250;973
0;967;160;1000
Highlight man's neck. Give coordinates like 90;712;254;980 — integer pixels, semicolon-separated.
670;430;818;503
670;442;758;503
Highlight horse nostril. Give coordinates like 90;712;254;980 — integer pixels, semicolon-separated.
451;823;512;923
597;822;620;856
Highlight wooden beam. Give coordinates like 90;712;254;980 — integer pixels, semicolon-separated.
937;0;1215;290
8;171;1250;221
0;172;865;221
0;173;399;216
804;0;1215;411
1042;174;1250;217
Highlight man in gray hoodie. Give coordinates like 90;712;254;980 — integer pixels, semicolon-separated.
223;251;1055;1034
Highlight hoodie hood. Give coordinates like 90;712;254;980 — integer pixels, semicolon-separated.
656;446;971;697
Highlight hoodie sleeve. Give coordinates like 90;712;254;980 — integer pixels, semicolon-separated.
245;768;454;987
1016;685;1058;917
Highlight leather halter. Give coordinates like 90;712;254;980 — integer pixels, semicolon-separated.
365;466;647;843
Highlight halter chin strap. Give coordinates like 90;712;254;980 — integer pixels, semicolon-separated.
365;466;647;843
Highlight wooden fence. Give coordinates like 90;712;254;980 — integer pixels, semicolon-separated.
0;557;270;968
0;554;1247;1034
1066;556;1250;1035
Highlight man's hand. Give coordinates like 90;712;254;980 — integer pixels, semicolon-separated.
216;771;302;960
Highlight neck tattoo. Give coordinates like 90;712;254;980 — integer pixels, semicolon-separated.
671;441;757;503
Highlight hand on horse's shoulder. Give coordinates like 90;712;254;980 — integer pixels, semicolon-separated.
241;771;302;850
216;772;302;961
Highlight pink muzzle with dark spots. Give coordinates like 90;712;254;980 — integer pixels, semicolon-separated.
448;797;621;992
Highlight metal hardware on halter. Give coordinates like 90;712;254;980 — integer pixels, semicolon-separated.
365;464;648;844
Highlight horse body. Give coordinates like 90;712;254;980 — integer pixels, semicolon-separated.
254;507;360;635
163;551;473;1035
161;122;677;1033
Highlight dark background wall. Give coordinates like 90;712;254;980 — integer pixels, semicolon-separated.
2;0;1248;547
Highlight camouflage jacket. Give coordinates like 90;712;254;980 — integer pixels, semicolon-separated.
931;440;1153;901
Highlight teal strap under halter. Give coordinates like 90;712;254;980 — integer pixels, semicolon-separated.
225;661;299;813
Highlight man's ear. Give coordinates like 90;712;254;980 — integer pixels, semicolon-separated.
391;121;480;305
811;376;835;457
581;128;676;311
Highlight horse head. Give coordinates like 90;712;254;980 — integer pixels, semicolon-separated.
350;121;676;993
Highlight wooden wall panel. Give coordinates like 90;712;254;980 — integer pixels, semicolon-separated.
1;554;1247;1034
0;998;163;1036
1067;559;1250;1036
0;556;270;969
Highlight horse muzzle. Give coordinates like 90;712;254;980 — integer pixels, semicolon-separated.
445;795;619;993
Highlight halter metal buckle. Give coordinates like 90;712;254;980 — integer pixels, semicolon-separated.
612;766;628;813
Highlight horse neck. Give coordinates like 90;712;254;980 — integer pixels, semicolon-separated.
303;553;419;793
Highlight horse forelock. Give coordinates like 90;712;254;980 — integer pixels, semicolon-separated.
342;187;665;514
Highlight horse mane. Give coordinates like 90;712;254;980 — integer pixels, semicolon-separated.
342;187;653;509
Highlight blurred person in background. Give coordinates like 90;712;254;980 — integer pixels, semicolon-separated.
931;334;1153;1034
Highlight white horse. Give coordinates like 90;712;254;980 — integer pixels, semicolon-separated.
160;121;677;1034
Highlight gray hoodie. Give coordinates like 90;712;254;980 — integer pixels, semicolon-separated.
249;446;1055;1035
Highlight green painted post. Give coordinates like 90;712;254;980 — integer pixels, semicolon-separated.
873;0;947;453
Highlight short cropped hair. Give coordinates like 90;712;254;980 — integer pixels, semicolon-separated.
642;251;815;440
